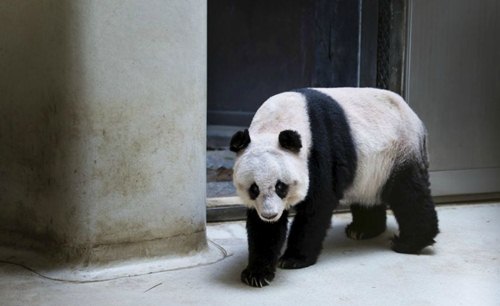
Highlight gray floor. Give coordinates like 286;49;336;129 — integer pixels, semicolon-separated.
1;203;499;306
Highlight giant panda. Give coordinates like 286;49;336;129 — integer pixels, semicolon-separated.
230;88;439;288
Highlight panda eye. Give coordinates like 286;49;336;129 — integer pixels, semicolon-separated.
248;183;259;200
275;180;289;199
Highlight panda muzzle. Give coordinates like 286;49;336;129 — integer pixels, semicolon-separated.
260;197;281;221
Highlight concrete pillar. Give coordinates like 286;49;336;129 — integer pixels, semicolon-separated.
0;0;210;276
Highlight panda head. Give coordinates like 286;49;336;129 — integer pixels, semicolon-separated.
230;129;309;222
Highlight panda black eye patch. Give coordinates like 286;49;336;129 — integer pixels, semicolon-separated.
249;183;260;200
275;180;289;199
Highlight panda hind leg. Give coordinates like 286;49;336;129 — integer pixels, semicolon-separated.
382;161;439;254
345;203;387;240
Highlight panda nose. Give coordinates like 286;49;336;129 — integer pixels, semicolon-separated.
261;212;278;220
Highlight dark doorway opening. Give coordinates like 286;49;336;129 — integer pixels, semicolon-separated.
208;0;380;127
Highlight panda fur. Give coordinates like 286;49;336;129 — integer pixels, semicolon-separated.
230;88;439;288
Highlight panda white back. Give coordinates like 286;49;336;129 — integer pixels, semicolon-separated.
313;88;426;205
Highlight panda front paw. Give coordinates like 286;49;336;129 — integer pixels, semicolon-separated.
278;254;316;269
241;267;275;288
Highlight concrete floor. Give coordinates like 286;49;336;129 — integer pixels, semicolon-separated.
1;203;499;306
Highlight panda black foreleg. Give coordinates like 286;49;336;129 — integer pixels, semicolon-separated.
382;161;439;254
241;209;288;287
345;204;387;240
278;193;336;269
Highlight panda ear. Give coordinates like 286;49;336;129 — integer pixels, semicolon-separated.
230;129;251;153
279;130;302;153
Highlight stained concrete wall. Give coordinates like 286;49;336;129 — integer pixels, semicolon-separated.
0;0;207;264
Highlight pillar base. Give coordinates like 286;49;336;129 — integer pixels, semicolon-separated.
0;233;227;282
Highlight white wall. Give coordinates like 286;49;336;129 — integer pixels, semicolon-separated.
0;0;207;264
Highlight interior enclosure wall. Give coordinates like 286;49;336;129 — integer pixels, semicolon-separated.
406;0;500;199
